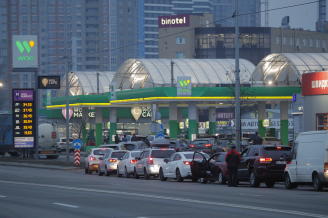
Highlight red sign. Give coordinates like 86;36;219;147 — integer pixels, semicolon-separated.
302;71;328;96
158;15;190;28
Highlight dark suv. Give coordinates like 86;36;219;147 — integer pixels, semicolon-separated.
237;145;292;187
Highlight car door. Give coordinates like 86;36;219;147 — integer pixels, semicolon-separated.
163;153;176;177
287;142;298;182
135;151;145;174
238;148;250;180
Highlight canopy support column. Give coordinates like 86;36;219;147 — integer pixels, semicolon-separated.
188;103;198;140
280;102;289;145
109;108;117;143
258;103;266;137
209;107;216;135
169;103;179;139
95;108;103;146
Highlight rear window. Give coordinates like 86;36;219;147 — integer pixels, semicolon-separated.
122;144;136;151
131;151;141;158
93;149;109;155
111;151;127;158
151;150;175;158
193;140;209;145
108;146;119;150
262;147;291;158
184;153;209;160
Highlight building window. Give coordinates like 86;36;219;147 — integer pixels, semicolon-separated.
276;37;280;45
176;37;186;45
176;52;185;58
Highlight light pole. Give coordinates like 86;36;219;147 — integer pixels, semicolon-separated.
234;0;241;151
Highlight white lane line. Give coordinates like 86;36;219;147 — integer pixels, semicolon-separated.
53;202;79;209
0;180;327;218
0;195;7;198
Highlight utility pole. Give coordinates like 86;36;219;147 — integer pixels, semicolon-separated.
234;0;241;151
170;60;174;87
65;69;70;162
96;72;100;94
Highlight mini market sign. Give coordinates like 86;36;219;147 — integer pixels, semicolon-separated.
12;35;38;69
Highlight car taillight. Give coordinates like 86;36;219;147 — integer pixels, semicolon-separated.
189;144;196;148
259;157;272;163
109;159;117;163
183;161;191;165
324;162;328;173
276;146;282;150
147;157;154;165
130;159;137;164
89;156;96;161
204;144;212;147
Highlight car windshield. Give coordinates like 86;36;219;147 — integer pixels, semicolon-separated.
111;151;127;158
185;153;209;160
262;147;291;158
107;146;119;150
131;151;141;157
151;150;175;158
93;149;109;155
122;144;136;150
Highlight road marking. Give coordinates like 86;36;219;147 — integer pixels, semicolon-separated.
53;202;79;209
0;195;7;198
0;180;327;218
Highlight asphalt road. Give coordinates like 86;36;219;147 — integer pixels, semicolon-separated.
0;165;327;218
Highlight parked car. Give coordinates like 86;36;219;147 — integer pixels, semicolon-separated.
190;152;219;183
237;145;292;187
285;131;328;191
56;137;74;152
160;151;208;182
98;150;128;176
188;138;221;154
168;139;190;152
211;152;228;184
117;150;142;177
118;141;149;151
134;148;176;179
99;143;124;150
85;148;112;174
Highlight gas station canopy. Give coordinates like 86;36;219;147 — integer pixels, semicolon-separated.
251;53;328;86
112;58;256;90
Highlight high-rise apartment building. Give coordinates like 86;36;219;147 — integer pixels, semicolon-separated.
316;0;328;32
212;0;261;27
0;0;110;110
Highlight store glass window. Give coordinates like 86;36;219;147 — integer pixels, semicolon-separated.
316;113;328;130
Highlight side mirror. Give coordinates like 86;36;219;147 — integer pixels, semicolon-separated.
164;158;169;163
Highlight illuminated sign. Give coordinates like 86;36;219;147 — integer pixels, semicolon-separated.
12;89;36;148
131;106;152;120
158;15;190;28
302;71;328;96
177;76;192;96
61;107;95;120
12;35;38;69
38;76;60;89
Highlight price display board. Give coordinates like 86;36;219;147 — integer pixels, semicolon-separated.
12;89;36;148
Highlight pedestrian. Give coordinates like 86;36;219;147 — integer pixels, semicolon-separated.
225;145;241;187
114;134;120;144
131;133;138;141
251;132;263;145
122;134;128;142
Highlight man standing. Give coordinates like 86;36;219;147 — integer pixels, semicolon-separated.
225;145;241;187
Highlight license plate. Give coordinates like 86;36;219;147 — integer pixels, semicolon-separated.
276;161;286;164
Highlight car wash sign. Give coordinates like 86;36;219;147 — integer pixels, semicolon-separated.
12;35;38;69
302;71;328;96
177;76;192;96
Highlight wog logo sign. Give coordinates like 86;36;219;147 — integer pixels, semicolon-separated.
16;40;35;61
177;76;192;96
12;35;38;68
178;79;191;87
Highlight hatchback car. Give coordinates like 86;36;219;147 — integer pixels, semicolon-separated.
98;150;127;176
117;150;142;177
85;148;112;174
237;145;292;187
134;148;176;179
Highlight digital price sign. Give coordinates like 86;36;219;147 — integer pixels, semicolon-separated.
12;89;36;148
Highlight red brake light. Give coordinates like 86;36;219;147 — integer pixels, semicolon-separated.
147;157;154;165
259;157;272;163
189;144;196;148
109;159;117;163
276;146;282;150
130;159;137;164
89;156;96;161
324;162;328;173
183;161;191;165
204;144;212;147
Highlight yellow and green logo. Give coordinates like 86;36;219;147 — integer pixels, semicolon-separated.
15;40;36;61
178;79;191;87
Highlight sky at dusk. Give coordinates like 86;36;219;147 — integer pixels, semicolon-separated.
266;0;317;30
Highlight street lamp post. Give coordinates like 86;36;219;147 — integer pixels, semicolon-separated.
65;69;70;162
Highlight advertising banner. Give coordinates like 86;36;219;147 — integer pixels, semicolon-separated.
158;14;190;28
302;71;328;96
38;76;60;89
12;35;38;69
12;89;36;148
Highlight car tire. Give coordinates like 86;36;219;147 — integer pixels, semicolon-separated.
284;173;297;189
313;174;323;192
159;168;167;181
144;168;150;180
124;167;129;178
176;168;184;182
218;171;226;184
249;171;260;187
265;180;275;188
105;166;110;176
134;168;139;179
117;168;122;177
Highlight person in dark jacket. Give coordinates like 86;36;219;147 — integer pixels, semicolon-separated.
131;134;138;141
225;145;241;187
114;134;120;144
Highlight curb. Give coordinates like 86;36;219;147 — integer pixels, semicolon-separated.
0;161;83;170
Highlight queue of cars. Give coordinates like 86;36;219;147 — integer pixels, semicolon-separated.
84;131;328;191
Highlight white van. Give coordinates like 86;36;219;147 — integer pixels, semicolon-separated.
284;131;328;191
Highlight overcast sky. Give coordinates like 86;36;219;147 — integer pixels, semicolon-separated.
266;0;317;30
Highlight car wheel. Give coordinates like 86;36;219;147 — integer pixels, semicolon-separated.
313;174;323;192
159;168;167;181
117;168;122;177
249;171;260;187
218;171;226;184
176;168;184;182
144;168;150;180
265;180;275;188
105;166;110;176
134;168;139;179
85;167;89;174
284;173;297;189
124;167;130;178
